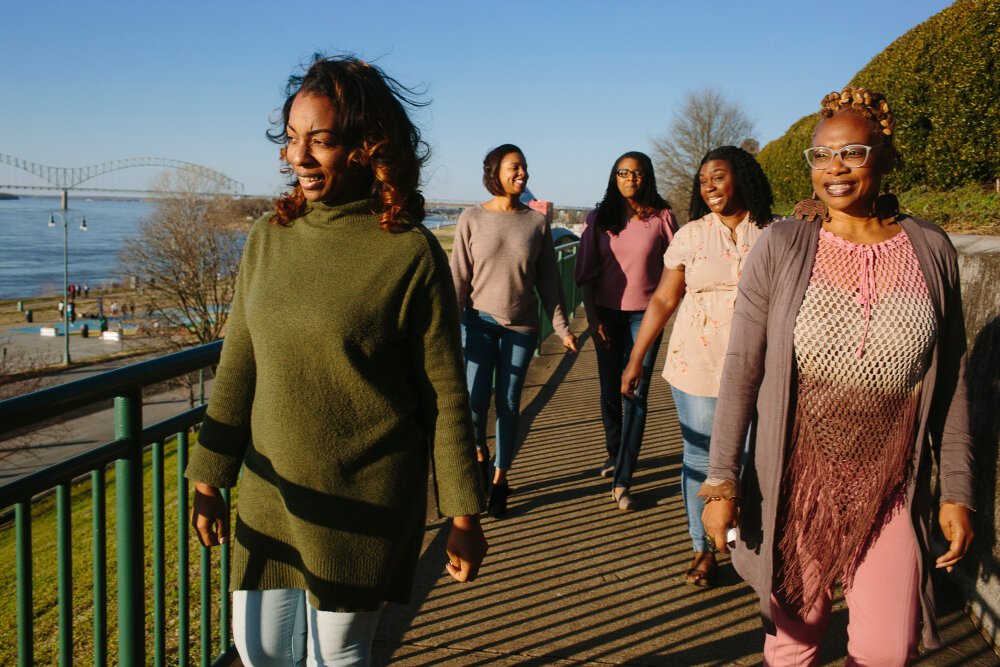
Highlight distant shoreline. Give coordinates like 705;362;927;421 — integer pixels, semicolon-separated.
0;193;143;202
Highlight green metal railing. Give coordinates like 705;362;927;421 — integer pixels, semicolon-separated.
0;341;236;666
0;239;580;666
536;240;581;348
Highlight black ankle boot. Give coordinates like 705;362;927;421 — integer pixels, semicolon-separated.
488;481;509;519
478;459;491;494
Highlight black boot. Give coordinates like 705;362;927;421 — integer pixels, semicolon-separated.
478;459;491;494
488;481;509;519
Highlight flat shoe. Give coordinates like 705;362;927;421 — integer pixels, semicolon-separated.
599;456;616;478
685;551;717;587
612;488;637;511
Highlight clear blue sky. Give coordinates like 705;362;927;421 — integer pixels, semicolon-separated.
1;0;955;207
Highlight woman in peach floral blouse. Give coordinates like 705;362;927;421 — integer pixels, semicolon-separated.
621;145;773;586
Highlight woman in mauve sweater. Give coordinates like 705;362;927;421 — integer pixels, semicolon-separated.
575;151;676;512
450;144;578;519
185;55;487;667
702;88;974;665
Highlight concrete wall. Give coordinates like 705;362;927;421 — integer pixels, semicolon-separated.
950;234;1000;651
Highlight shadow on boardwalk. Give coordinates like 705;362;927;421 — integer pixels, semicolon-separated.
372;314;999;666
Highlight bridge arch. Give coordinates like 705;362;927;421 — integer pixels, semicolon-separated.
0;154;244;195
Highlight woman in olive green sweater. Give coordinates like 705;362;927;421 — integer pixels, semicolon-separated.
186;56;487;667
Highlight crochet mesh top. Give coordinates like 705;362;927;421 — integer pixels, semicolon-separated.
778;227;936;614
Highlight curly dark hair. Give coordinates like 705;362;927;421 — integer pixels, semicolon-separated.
688;146;774;228
593;151;670;234
482;144;524;197
267;54;430;231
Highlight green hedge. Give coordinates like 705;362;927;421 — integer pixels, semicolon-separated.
759;0;1000;207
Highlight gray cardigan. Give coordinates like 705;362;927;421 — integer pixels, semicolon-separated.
708;216;974;648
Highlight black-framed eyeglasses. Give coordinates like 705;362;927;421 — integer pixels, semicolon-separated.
616;169;644;179
804;144;874;169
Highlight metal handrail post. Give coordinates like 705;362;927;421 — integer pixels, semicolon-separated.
177;431;190;667
92;468;107;667
57;484;73;666
115;390;145;665
15;502;33;667
153;440;166;667
219;487;230;654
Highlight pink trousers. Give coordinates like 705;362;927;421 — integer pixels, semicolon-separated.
763;505;922;666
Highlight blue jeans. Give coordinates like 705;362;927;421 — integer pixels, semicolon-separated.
462;309;539;471
595;306;662;490
671;387;716;552
233;589;383;666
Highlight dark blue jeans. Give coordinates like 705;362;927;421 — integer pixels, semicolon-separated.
462;309;539;471
595;306;662;489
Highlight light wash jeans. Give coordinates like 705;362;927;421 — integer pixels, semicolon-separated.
671;387;716;552
462;308;539;470
233;589;383;667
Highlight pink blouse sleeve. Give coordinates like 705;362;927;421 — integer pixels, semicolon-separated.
663;222;690;271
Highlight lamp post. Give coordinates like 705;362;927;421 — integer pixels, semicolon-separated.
48;194;87;366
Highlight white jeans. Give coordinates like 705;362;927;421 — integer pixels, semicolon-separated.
233;589;383;667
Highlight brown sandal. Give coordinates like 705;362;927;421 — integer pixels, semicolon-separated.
685;551;717;587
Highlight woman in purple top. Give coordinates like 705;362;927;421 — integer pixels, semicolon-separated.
575;151;676;511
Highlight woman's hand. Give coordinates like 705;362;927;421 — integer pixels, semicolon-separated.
562;333;579;353
588;323;610;350
446;514;488;582
702;500;738;554
621;357;644;397
191;482;229;548
936;503;974;572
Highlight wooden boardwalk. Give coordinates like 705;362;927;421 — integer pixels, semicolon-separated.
371;314;998;666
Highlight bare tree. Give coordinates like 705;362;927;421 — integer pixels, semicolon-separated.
118;170;251;346
117;171;254;406
652;87;756;220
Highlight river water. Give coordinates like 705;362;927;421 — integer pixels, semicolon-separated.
0;197;154;299
0;196;451;300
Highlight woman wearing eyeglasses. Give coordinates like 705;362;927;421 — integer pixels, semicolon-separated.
701;87;974;664
620;145;773;586
575;151;676;511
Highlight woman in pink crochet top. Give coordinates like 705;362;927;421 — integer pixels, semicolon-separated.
702;88;975;664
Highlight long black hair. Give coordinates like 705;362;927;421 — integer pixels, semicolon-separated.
593;151;670;234
687;146;773;228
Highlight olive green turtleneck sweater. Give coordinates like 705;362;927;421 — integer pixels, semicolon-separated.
185;199;485;612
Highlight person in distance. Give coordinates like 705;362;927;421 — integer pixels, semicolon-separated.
575;151;677;511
